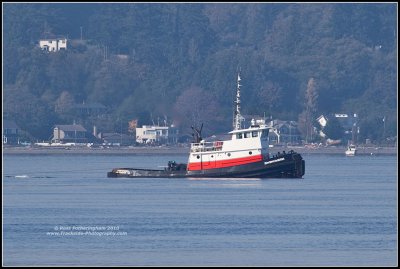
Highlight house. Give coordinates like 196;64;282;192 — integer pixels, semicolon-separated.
52;124;87;143
39;37;67;52
316;115;328;128
136;125;179;145
3;120;20;145
242;115;268;128
316;113;358;140
267;120;302;145
316;115;328;138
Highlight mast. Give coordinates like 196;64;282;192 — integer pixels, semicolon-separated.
233;72;242;130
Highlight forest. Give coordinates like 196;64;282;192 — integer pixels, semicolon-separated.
3;3;397;144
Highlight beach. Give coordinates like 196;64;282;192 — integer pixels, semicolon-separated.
3;145;397;155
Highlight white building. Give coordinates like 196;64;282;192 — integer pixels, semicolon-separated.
316;115;328;138
39;38;67;52
316;115;328;128
136;125;178;144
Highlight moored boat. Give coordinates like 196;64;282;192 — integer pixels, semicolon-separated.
108;73;305;179
345;144;357;156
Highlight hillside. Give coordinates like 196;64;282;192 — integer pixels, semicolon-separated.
3;3;397;143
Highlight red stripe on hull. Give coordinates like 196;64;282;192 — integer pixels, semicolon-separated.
188;154;262;171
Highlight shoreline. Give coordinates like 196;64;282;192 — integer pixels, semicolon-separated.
3;145;397;156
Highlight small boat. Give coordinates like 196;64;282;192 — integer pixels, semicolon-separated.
108;73;305;179
345;144;357;156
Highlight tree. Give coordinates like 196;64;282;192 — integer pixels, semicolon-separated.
257;81;282;115
298;77;318;143
4;84;58;140
2;4;397;141
306;77;318;114
55;91;75;114
173;86;221;137
323;117;344;140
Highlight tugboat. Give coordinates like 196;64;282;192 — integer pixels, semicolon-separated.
108;73;305;178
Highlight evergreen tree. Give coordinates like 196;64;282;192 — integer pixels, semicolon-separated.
298;77;318;143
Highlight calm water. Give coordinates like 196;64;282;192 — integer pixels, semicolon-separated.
3;153;398;266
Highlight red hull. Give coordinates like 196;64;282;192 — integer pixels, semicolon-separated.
188;154;263;171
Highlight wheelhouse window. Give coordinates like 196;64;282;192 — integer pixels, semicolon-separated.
244;132;250;138
236;133;243;139
252;131;258;137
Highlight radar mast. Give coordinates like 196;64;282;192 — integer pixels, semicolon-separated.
233;73;242;130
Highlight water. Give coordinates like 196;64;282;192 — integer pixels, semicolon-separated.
3;153;398;266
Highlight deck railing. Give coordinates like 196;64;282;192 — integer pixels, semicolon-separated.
190;141;224;153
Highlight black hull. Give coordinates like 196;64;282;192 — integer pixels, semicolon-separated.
107;152;305;179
